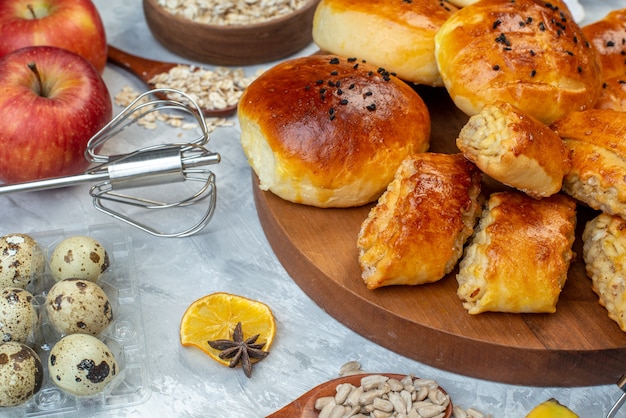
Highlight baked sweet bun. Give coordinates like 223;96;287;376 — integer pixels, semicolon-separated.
447;0;478;7
357;153;483;289
238;55;431;208
311;0;459;86
583;8;626;80
583;213;626;332
595;76;626;111
456;101;570;198
456;191;577;314
434;0;602;125
550;109;626;218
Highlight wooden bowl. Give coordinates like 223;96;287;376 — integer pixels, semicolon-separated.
143;0;321;66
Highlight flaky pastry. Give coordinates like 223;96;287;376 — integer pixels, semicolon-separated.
551;109;626;219
457;101;570;198
456;191;577;314
583;212;626;332
358;153;483;289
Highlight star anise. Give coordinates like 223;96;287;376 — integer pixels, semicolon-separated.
207;322;269;378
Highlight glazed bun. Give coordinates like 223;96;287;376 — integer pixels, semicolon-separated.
551;109;626;218
447;0;479;7
312;0;458;86
435;0;602;125
583;9;626;80
238;55;431;208
595;75;626;111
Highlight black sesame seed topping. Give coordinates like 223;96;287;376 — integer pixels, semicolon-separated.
493;19;502;30
316;79;323;85
366;104;377;111
329;57;340;64
530;69;536;77
493;64;500;71
538;22;546;31
495;33;511;47
607;40;616;47
347;57;357;62
339;99;348;105
330;70;338;76
364;91;373;97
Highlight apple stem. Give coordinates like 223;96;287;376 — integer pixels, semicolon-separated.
27;4;37;19
27;62;45;97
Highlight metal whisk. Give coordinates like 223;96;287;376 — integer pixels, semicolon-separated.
0;88;221;238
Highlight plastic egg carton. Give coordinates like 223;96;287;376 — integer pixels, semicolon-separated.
3;224;151;417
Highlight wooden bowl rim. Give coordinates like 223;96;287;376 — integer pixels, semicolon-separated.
144;0;320;32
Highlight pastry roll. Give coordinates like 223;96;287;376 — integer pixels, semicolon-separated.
550;109;626;219
456;191;577;314
456;101;571;199
357;153;483;289
583;213;626;332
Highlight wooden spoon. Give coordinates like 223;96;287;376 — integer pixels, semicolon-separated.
266;373;452;417
107;45;238;117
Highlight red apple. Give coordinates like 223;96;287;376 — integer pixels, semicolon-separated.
0;46;112;184
0;0;107;73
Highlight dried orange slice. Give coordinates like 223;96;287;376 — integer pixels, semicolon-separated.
179;292;276;367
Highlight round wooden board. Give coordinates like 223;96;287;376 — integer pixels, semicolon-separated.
252;85;626;387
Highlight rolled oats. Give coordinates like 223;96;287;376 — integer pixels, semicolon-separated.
157;0;309;25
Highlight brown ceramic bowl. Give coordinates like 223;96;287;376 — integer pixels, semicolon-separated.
143;0;321;66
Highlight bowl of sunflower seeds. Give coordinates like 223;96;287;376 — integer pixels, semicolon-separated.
143;0;321;65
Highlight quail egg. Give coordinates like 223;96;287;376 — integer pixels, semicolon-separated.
0;233;45;289
45;279;113;336
0;288;37;344
49;235;110;282
0;341;43;406
48;334;118;396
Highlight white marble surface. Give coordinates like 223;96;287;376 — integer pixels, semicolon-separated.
1;0;625;416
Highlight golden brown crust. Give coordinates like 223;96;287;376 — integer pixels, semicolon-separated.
583;212;626;332
583;8;626;80
456;101;571;198
312;0;458;86
358;153;483;289
238;55;431;208
550;109;626;218
595;76;626;111
456;191;577;314
435;0;602;125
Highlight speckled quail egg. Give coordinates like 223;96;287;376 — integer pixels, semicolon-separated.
45;279;113;336
48;333;118;396
0;341;43;406
0;288;37;344
0;233;45;289
49;235;110;282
